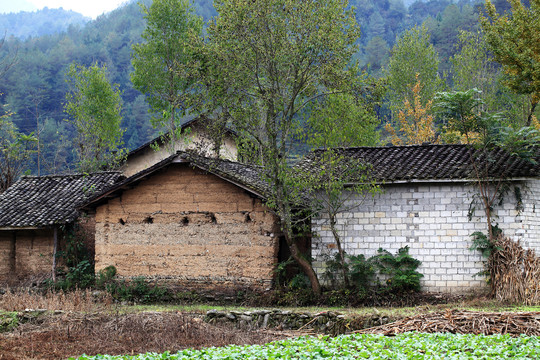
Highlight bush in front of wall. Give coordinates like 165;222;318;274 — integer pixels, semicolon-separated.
372;246;423;293
104;276;171;304
322;246;423;294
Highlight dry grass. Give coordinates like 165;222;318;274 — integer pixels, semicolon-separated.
0;311;286;360
490;237;540;305
0;288;113;312
356;309;540;337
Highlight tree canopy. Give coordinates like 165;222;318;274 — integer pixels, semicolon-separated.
64;62;126;172
204;0;363;295
480;0;540;125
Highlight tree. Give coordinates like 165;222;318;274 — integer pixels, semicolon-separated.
204;0;361;296
386;25;443;118
480;0;540;126
385;75;438;145
64;62;126;173
434;89;540;243
364;36;390;73
451;30;533;128
301;89;382;287
0;104;36;192
131;0;203;151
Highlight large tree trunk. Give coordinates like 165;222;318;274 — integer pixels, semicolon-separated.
285;232;321;296
278;198;322;296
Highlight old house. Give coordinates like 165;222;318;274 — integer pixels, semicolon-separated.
122;116;238;177
0;172;123;284
300;144;540;294
83;151;281;293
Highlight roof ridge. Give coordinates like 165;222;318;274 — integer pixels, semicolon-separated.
20;171;122;179
312;144;468;152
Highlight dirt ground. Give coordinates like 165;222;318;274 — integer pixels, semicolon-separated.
0;311;287;360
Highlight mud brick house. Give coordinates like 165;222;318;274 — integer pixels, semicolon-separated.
83;151;281;293
0;172;123;284
122;116;238;177
300;144;540;294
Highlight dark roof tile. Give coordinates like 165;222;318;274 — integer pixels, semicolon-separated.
0;172;124;228
297;144;540;182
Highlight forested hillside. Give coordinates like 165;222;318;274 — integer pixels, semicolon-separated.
0;0;535;176
0;8;90;39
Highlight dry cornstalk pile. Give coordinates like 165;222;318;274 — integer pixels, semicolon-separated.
355;310;540;336
490;236;540;305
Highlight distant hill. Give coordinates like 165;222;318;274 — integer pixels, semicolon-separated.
0;7;90;39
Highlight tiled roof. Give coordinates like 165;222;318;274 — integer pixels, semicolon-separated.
297;144;540;182
183;152;269;196
83;151;269;208
0;172;124;228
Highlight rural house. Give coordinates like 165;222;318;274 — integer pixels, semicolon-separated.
300;144;540;294
122;116;238;177
82;151;282;293
0;172;123;285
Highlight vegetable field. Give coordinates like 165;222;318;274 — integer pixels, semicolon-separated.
74;332;540;359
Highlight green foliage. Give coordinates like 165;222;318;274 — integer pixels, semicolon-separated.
470;230;500;259
385;25;443;118
450;30;530;128
73;332;540;360
95;265;117;288
0;105;36;192
54;260;94;291
204;0;362;296
105;277;170;304
372;246;423;292
323;252;376;290
53;222;95;290
0;312;18;333
131;0;203;151
273;257;295;288
480;0;540;126
64;62;126;172
0;8;89;39
323;246;422;293
288;273;311;291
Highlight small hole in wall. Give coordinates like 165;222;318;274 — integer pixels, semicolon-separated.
144;216;154;224
118;218;126;225
181;216;189;226
209;213;217;224
245;213;252;223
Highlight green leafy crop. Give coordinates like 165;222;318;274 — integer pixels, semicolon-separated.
73;332;540;359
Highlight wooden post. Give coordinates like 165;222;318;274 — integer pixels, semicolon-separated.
52;227;58;282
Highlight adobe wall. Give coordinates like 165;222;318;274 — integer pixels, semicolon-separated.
312;180;540;294
122;128;238;177
0;229;54;283
94;164;280;292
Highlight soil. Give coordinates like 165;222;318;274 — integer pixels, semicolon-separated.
0;312;287;360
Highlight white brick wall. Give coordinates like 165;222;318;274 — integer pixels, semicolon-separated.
311;179;540;294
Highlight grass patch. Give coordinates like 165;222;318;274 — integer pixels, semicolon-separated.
115;299;540;318
73;332;540;359
0;311;18;332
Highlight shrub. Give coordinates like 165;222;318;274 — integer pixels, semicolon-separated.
323;246;422;293
105;277;170;304
372;246;423;292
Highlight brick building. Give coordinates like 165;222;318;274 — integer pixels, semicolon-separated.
300;145;540;294
0;173;123;284
83;151;281;293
